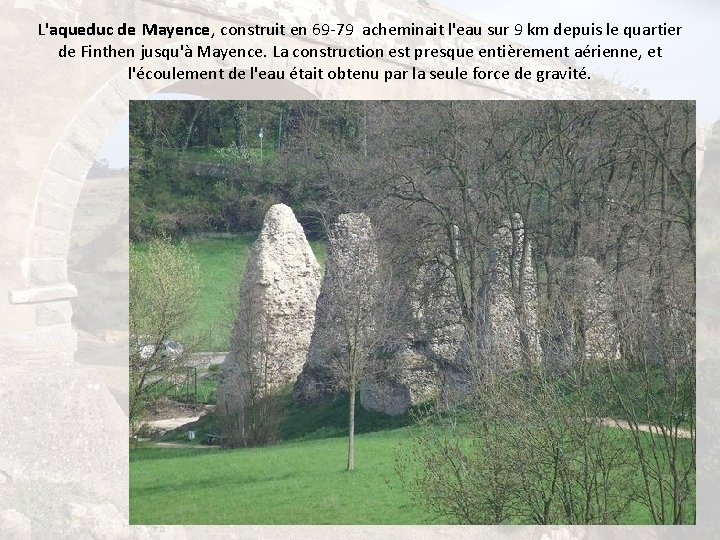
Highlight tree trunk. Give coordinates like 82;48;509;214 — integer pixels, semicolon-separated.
347;389;356;471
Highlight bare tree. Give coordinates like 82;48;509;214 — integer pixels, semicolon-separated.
604;279;696;524
386;101;695;523
398;373;637;524
218;284;287;447
379;102;500;384
309;213;399;470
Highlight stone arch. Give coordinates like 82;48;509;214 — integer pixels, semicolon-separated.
8;75;146;360
8;59;339;362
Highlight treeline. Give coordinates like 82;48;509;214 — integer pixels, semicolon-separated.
130;100;696;362
130;100;368;239
131;99;694;299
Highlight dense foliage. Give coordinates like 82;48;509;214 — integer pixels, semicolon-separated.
130;101;366;239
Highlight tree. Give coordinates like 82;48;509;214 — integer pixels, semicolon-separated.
378;102;536;384
398;373;638;524
129;237;201;435
218;281;288;448
388;101;696;524
311;214;397;470
603;279;696;524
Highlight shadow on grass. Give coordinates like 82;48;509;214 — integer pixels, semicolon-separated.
131;469;300;495
153;389;422;449
280;392;416;442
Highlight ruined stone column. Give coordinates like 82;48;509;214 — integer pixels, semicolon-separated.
359;253;454;415
293;213;379;405
217;204;321;416
546;256;620;372
478;213;542;373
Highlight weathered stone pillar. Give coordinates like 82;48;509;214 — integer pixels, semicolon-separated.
293;213;378;405
546;256;620;372
478;214;542;373
218;204;321;415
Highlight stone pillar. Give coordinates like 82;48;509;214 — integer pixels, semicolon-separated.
293;213;378;405
218;204;321;414
478;214;542;373
547;256;620;372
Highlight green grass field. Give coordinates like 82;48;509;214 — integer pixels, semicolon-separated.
180;234;253;351
134;234;325;351
132;391;695;526
130;419;694;525
133;393;428;524
131;427;429;525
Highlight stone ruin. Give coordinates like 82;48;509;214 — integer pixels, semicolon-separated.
360;348;441;416
217;204;321;416
291;212;625;415
476;214;542;374
293;213;380;405
645;301;694;372
408;252;465;363
546;256;620;372
292;213;446;415
367;254;461;414
363;213;546;413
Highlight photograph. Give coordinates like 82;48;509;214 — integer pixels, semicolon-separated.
128;100;695;525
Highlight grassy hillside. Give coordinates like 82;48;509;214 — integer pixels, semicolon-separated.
133;234;325;351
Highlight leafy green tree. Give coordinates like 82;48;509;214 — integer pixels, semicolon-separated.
129;237;201;435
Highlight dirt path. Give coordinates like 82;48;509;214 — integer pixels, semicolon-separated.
140;411;692;450
597;417;692;438
188;352;227;368
143;415;203;431
152;441;216;449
